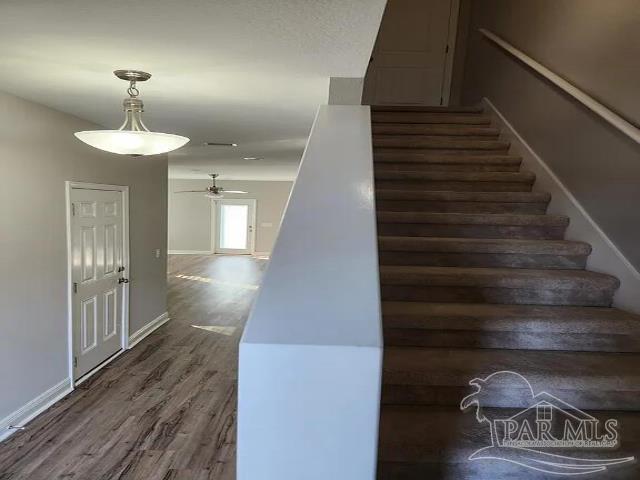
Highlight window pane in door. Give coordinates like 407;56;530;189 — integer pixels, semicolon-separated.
219;204;249;249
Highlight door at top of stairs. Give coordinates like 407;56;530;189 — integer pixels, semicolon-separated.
363;0;456;106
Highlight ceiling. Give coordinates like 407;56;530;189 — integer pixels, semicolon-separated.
0;0;386;180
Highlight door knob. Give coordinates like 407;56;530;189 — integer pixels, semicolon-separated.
118;278;130;284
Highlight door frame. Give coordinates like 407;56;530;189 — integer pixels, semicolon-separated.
212;198;257;255
441;0;460;106
65;181;130;387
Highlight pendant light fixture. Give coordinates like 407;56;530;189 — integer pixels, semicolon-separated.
75;70;189;156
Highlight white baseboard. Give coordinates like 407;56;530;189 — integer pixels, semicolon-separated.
0;378;72;442
0;312;170;444
128;312;170;348
483;97;640;313
168;250;213;255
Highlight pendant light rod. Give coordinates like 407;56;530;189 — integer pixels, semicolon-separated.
114;70;152;132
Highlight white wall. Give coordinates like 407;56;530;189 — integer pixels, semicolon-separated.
0;91;168;433
168;179;292;254
329;77;365;105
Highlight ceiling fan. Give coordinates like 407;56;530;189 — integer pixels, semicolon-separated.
174;174;248;198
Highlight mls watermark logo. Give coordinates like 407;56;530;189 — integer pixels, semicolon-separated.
460;371;635;475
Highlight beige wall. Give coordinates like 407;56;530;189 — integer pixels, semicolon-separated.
168;179;292;254
462;0;640;269
0;91;168;421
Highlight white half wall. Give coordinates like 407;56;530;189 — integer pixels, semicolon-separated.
484;97;640;313
238;105;383;480
168;179;292;254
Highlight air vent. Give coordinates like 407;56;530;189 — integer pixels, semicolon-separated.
203;142;238;147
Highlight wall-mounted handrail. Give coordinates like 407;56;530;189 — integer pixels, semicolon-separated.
479;28;640;145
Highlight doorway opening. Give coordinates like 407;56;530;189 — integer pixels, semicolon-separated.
213;199;257;255
65;182;130;385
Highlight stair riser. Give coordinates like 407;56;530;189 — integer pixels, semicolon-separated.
373;139;509;151
382;385;640;411
377;135;502;143
378;252;587;269
375;163;520;172
375;180;533;192
377;224;566;240
376;149;516;157
380;285;614;306
376;200;547;214
372;113;491;124
372;125;500;136
373;106;484;113
383;328;640;353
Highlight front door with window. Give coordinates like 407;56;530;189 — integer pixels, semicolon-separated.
214;199;256;255
70;188;125;380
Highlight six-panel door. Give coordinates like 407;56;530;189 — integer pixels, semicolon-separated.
70;188;124;379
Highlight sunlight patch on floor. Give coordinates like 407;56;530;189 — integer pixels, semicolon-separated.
175;274;259;290
191;325;237;336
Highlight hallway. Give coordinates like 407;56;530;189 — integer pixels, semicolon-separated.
0;255;266;480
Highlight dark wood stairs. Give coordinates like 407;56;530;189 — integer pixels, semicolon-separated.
372;105;640;479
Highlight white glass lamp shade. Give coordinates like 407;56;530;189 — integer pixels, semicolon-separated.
74;130;189;156
205;191;224;199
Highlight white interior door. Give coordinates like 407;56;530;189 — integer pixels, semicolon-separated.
362;0;454;106
70;188;125;380
214;199;256;255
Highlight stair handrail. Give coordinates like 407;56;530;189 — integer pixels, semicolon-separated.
479;28;640;145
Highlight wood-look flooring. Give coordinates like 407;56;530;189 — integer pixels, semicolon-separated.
0;254;266;480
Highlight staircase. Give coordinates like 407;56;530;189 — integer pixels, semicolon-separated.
372;105;640;479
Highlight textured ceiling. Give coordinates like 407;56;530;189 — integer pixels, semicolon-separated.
0;0;385;180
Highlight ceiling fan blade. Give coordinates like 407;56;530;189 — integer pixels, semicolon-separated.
223;190;249;194
174;190;206;193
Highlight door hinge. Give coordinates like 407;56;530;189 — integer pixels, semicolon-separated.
73;282;78;294
445;44;449;54
73;357;78;368
440;96;444;105
71;203;76;216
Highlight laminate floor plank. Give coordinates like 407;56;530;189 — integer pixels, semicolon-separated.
0;254;265;479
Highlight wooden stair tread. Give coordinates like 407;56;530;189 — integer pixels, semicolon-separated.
377;211;568;226
375;170;535;182
372;105;484;113
382;302;640;353
382;301;638;323
379;265;619;290
372;112;493;125
373;136;510;150
376;190;549;203
378;236;590;255
373;124;500;136
374;152;521;165
379;405;640;465
383;347;640;392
